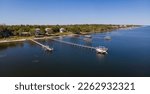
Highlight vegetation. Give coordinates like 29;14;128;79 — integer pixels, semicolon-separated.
0;24;139;38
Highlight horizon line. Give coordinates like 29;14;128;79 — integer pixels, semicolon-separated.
0;23;146;26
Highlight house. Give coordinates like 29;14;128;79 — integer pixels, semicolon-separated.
45;28;53;35
60;28;66;33
20;32;31;36
35;28;41;35
35;28;44;37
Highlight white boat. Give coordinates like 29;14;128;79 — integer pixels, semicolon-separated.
96;47;108;54
104;36;111;40
85;35;92;38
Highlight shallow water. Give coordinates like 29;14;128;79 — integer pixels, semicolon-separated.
0;26;150;77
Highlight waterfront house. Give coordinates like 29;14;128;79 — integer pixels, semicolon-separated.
35;28;44;37
45;28;53;35
20;32;31;36
60;28;66;33
35;28;41;34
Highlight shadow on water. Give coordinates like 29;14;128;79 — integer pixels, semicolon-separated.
0;42;24;51
96;53;106;60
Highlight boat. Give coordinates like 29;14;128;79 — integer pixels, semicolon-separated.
85;35;92;38
104;36;111;40
96;46;108;54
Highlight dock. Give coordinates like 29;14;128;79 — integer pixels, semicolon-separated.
51;39;96;50
51;39;108;54
30;39;53;51
30;38;108;54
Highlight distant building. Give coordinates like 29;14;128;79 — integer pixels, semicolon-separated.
45;28;53;35
35;28;41;35
20;32;31;36
119;25;127;28
60;28;66;33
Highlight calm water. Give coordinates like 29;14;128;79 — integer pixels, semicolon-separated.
0;26;150;77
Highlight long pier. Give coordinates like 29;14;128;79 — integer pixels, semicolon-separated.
51;39;96;50
30;39;53;51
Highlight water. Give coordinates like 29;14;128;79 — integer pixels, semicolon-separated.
0;26;150;77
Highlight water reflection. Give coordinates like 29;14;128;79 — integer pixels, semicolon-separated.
84;38;92;46
96;53;106;60
32;60;40;63
58;36;63;40
34;55;39;58
43;50;53;55
0;42;24;51
0;54;7;58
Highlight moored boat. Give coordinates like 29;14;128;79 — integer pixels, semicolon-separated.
104;36;111;40
85;35;92;38
96;46;108;54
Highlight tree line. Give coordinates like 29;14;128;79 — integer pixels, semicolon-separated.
0;24;137;38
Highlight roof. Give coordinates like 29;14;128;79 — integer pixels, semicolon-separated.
35;28;40;31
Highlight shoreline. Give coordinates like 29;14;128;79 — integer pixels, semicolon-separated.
0;26;141;44
0;36;56;44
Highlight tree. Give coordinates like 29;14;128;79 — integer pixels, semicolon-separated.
52;25;60;33
0;24;139;38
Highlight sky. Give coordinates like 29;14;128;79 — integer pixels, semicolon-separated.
0;0;150;25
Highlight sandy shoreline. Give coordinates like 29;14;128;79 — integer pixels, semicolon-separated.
0;39;27;43
0;37;54;44
0;34;77;44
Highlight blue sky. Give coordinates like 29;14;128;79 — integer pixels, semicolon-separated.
0;0;150;25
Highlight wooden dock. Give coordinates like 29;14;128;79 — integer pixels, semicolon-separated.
51;39;96;50
30;39;53;51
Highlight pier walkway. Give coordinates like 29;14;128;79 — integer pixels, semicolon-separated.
30;39;53;51
51;39;96;50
